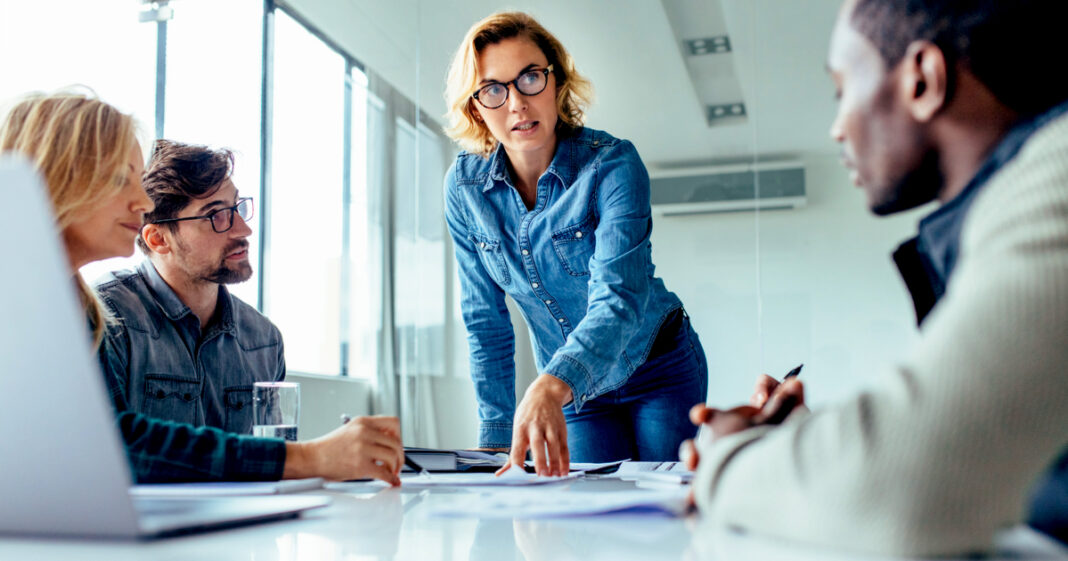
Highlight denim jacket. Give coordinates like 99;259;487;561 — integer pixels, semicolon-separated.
444;127;684;447
96;261;285;434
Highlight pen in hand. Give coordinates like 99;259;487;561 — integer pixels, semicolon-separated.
340;413;431;478
758;364;803;425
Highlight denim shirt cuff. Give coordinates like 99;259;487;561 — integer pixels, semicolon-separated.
543;354;595;414
224;435;287;481
478;421;513;449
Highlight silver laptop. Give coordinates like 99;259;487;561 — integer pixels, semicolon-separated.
0;156;330;538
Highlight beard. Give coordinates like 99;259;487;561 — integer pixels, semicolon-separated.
870;150;943;216
173;236;254;285
203;240;253;284
204;259;252;284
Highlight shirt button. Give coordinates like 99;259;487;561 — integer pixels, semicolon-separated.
480;242;486;249
544;300;552;305
532;282;539;289
575;231;583;238
558;318;565;323
521;249;529;256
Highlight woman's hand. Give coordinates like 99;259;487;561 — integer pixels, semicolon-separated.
283;415;403;486
497;375;572;477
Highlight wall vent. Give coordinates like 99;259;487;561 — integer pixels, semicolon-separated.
650;161;806;216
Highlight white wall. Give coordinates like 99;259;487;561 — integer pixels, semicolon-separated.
650;155;929;408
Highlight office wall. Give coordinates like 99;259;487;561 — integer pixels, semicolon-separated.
650;154;928;408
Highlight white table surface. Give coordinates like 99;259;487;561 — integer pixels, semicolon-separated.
1;477;1065;561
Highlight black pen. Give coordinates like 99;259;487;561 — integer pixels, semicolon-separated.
340;414;431;477
761;364;803;424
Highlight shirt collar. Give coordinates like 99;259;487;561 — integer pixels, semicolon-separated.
138;260;235;333
482;129;581;192
898;99;1068;324
919;99;1068;235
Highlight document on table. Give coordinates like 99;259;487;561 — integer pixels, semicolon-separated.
401;469;581;488
427;488;690;518
130;477;324;497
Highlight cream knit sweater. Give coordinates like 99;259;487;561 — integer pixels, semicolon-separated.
694;111;1068;556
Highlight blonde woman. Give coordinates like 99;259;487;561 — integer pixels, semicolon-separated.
444;13;708;475
1;92;403;483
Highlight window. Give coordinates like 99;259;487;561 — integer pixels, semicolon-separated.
265;10;347;376
346;72;383;380
163;0;263;306
0;1;156;283
393;119;448;377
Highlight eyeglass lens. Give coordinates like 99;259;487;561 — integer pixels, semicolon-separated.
209;198;254;233
477;68;548;109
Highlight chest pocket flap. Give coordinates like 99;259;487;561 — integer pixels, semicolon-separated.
142;375;200;425
551;215;597;276
470;233;511;286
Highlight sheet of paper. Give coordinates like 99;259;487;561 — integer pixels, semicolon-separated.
401;469;581;488
613;461;690;478
427;488;689;518
561;460;626;473
130;477;324;497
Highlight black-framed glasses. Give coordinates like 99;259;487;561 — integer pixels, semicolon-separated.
471;64;554;109
151;197;254;233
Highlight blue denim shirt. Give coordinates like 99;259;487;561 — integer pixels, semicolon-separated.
96;261;285;434
444;127;684;447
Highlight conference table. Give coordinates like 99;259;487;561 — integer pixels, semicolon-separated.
0;477;1065;561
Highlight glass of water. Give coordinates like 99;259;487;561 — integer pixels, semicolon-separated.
252;381;300;440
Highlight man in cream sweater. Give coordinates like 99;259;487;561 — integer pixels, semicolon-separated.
689;0;1068;555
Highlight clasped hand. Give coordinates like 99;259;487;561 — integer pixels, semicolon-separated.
680;374;806;471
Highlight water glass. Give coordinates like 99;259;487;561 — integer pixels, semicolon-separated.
252;381;300;440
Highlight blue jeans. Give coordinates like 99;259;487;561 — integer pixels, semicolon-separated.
563;313;708;462
1029;448;1068;545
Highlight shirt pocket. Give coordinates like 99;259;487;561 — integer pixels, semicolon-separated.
224;385;254;435
470;233;511;286
551;215;597;276
142;374;199;425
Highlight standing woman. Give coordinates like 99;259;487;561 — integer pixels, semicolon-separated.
443;12;708;475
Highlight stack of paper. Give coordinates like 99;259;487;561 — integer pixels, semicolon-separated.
401;469;581;488
427;488;689;518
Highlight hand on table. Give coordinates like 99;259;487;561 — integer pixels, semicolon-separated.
497;374;572;477
283;415;404;486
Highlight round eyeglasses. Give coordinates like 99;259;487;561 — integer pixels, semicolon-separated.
471;64;554;110
151;197;254;234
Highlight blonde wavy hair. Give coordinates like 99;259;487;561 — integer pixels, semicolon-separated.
444;11;593;157
0;91;139;349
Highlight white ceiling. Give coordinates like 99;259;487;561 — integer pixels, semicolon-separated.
287;0;844;167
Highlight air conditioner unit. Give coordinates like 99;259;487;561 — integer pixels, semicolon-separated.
649;161;806;216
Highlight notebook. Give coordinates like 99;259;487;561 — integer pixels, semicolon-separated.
0;156;330;538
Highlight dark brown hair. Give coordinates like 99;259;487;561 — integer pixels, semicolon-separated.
138;139;234;252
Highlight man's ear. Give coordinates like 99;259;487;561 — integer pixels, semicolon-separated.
140;223;172;255
899;41;948;123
